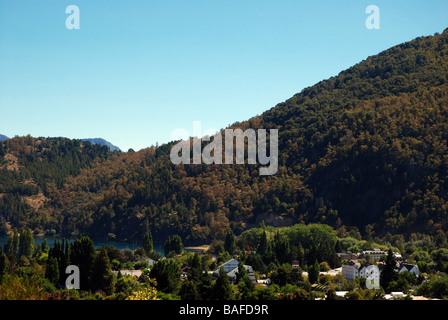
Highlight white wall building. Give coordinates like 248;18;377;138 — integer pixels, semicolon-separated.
361;249;386;261
342;262;360;280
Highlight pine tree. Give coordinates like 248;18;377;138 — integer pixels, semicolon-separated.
212;267;233;300
381;248;397;292
274;232;291;264
12;230;19;259
91;247;115;295
3;233;14;258
0;142;5;157
150;259;181;294
224;230;236;255
163;234;183;256
198;270;213;299
18;227;34;259
238;273;255;300
143;232;153;256
0;249;8;279
70;236;96;291
235;260;247;284
188;253;202;284
3;230;19;258
297;243;305;266
41;238;49;254
258;231;268;256
59;239;71;286
335;240;343;253
45;256;60;287
179;279;199;300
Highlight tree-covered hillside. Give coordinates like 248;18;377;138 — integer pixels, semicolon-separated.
1;29;448;243
0;136;117;235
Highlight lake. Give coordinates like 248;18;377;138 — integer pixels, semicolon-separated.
0;236;166;256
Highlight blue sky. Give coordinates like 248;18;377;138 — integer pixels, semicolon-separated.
0;0;447;151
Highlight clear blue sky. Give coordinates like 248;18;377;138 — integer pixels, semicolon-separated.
0;0;447;151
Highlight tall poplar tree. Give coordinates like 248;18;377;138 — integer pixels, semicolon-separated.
308;260;320;284
143;232;153;256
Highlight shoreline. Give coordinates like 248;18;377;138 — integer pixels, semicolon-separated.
184;245;209;252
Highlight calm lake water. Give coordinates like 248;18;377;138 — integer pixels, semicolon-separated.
0;236;165;256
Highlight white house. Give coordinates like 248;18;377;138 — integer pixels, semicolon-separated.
342;262;379;281
398;264;420;276
212;259;256;284
358;265;369;279
342;261;420;282
146;258;156;266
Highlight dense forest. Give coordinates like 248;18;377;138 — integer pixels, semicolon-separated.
1;28;448;244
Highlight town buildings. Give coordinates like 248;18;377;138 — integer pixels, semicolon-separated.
340;248;419;281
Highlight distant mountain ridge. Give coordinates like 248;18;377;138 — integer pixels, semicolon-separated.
0;134;120;151
82;138;121;152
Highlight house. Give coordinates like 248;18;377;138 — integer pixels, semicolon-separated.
320;267;342;277
291;260;300;268
146;258;156;266
336;251;358;261
358;265;369;279
393;252;403;261
257;279;271;287
335;291;349;300
385;292;405;300
113;270;143;278
212;259;256;284
342;262;377;280
342;261;420;282
181;265;191;280
398;263;420;276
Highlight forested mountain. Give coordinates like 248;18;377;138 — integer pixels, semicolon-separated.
0;136;117;235
0;135;9;142
1;29;448;244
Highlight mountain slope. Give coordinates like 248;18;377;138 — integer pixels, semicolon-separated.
55;29;448;242
0;135;9;142
0;136;117;235
1;29;448;242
